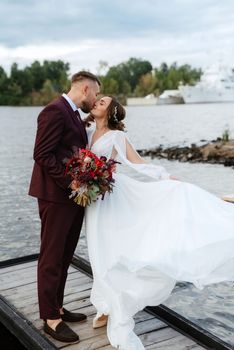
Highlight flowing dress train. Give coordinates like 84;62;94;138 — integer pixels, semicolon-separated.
85;129;234;350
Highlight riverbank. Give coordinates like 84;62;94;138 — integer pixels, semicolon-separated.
138;139;234;168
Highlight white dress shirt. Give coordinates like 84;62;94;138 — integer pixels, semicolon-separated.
62;93;78;112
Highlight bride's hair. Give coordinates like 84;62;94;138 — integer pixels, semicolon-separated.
106;96;126;131
84;96;126;131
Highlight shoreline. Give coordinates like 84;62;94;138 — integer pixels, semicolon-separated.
138;139;234;168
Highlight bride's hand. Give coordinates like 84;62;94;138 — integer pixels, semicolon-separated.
170;175;179;180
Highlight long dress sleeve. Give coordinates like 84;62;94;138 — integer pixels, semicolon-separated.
113;131;170;181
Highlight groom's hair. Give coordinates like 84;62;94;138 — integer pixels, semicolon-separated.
71;71;101;86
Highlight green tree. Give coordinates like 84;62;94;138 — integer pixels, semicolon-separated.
154;62;201;93
40;79;59;104
134;73;157;97
0;59;202;106
0;60;70;106
101;77;119;95
0;66;8;104
106;57;153;93
28;61;46;90
7;82;23;105
10;63;33;96
43;60;70;92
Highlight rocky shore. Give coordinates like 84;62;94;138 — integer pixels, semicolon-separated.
138;139;234;168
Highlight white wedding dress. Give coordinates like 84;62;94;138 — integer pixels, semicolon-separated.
85;129;234;350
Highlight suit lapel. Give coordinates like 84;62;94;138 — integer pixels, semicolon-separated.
60;96;88;145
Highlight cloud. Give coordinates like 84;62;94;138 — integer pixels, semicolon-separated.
0;0;234;73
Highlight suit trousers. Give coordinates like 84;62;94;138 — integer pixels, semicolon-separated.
37;199;84;319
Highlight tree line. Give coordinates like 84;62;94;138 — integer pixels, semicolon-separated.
0;58;202;106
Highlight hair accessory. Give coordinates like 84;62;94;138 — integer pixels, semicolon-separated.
113;106;118;123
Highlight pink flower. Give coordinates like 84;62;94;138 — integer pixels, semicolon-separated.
84;156;92;163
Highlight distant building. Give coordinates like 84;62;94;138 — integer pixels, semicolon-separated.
127;94;157;106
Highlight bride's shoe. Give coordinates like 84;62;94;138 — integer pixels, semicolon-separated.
93;314;108;329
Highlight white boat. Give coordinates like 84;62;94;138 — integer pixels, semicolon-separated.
157;90;184;105
179;65;234;103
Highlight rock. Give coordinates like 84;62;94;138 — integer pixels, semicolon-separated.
161;152;168;158
138;140;234;168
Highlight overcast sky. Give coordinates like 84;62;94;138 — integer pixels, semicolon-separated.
1;0;234;75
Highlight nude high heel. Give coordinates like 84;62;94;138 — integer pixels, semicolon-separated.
92;314;108;329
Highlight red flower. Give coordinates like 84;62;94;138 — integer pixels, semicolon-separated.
64;148;120;207
89;170;95;178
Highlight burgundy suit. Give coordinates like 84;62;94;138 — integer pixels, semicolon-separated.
29;96;87;319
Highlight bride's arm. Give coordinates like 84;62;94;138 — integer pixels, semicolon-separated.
113;131;175;181
125;139;147;164
125;137;178;180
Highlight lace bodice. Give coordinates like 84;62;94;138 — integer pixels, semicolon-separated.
86;128;170;181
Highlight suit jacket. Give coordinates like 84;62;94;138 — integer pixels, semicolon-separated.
28;96;88;204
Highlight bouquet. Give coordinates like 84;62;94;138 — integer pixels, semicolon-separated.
65;148;119;207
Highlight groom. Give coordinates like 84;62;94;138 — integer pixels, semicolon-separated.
29;71;101;343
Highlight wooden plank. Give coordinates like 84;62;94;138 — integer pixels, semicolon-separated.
36;310;167;349
1;275;91;301
0;263;77;281
0;259;207;350
59;333;113;350
92;327;203;350
0;267;83;291
0;272;84;292
23;302;95;324
5;291;90;319
146;305;231;350
25;294;92;326
0;295;57;350
0;260;38;274
135;318;167;335
0;259;77;275
134;310;156;323
96;346;117;350
13;286;92;314
144;332;203;349
0;264;78;286
140;327;203;349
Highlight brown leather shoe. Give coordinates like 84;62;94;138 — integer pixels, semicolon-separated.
61;308;87;323
43;321;79;343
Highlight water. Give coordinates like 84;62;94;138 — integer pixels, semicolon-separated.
0;104;234;346
124;103;234;148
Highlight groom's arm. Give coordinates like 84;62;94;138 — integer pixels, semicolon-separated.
33;106;71;190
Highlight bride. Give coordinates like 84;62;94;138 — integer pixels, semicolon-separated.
83;96;234;350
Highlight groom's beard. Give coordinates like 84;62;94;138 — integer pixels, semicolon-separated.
80;101;93;113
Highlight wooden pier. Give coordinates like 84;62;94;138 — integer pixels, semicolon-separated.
0;254;233;350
